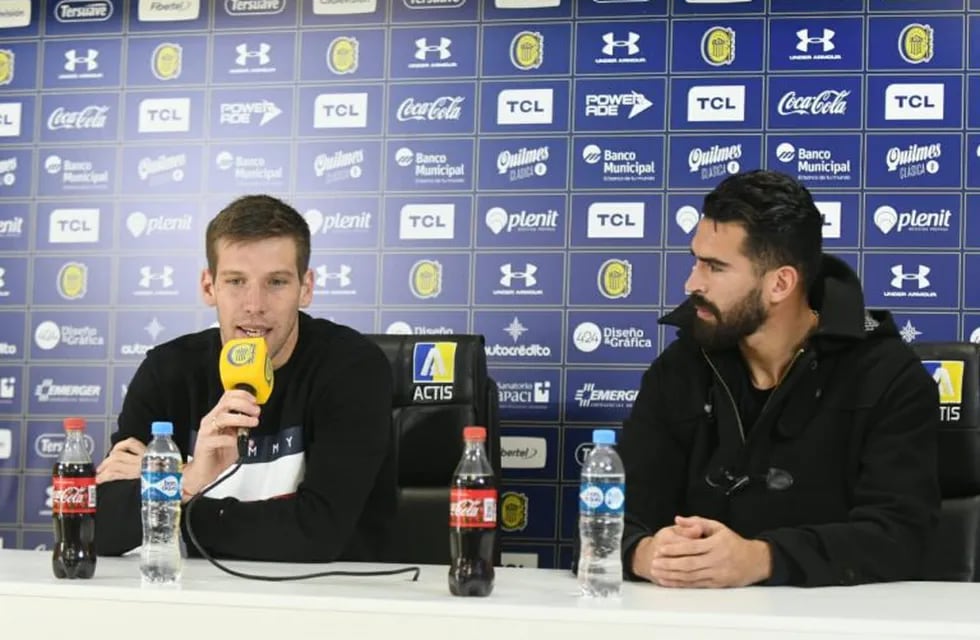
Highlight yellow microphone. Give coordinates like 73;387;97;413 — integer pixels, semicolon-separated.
218;337;274;457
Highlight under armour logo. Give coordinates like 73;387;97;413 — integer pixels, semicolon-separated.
602;32;641;56
499;263;538;288
138;266;174;288
415;37;451;61
315;264;352;288
64;49;98;72
796;29;835;53
890;265;930;290
235;43;271;66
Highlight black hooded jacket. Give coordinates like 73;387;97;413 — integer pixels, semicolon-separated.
621;255;941;587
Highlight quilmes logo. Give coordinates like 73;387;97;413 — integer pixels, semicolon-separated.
899;23;933;64
597;259;632;299
587;202;644;239
412;341;456;401
409;259;442;299
152;43;182;81
327;36;358;75
0;156;17;187
922;360;963;421
497;88;553;125
871;204;952;235
584;91;652;119
885;83;944;121
497;145;550;182
314;93;368;128
777;89;849;116
224;0;285;15
689;143;742;180
484;205;558;235
886;142;942;180
55;0;113;22
687;85;745;122
313;148;364;182
701;26;735;66
137;153;186;185
511;31;543;71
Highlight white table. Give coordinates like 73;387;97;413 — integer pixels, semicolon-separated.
1;549;979;639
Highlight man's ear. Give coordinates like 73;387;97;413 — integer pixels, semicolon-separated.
299;268;313;308
201;268;217;307
767;265;801;304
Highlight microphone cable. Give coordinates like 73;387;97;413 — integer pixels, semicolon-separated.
183;453;421;583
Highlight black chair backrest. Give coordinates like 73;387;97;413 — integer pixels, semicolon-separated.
910;342;980;581
364;334;501;565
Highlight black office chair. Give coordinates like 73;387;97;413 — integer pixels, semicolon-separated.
911;342;980;581
364;333;502;565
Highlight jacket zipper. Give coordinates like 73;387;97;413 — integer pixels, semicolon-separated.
702;347;807;445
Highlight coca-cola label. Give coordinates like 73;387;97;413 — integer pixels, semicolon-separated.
52;476;96;514
578;481;624;516
141;471;182;502
396;96;464;122
776;90;850;116
47;106;110;131
449;488;497;528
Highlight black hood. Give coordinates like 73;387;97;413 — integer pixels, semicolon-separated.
660;253;899;346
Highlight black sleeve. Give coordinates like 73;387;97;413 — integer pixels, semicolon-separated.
619;357;690;581
180;342;394;563
95;356;165;556
755;358;941;587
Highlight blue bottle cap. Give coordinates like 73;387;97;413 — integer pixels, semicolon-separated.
593;429;616;445
151;421;174;436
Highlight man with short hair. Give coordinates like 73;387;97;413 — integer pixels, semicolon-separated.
622;170;940;587
96;194;396;562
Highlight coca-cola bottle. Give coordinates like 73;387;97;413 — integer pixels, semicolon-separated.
449;425;497;597
52;416;96;579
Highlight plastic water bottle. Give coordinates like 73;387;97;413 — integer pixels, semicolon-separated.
140;421;183;585
578;429;625;598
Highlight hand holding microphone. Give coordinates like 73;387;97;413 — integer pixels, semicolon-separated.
217;337;274;458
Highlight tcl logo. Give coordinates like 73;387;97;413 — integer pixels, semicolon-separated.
496;89;553;125
587;202;645;239
49;209;100;244
687;86;745;122
399;204;455;240
138;98;191;133
884;84;944;121
314;93;368;128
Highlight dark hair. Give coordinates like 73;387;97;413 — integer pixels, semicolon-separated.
205;194;311;278
702;170;823;292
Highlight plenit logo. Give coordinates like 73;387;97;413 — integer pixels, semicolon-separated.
55;0;113;22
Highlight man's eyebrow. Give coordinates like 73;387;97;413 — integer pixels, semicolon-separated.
689;249;731;269
217;269;296;278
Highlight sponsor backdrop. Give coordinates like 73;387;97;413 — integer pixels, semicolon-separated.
0;0;977;568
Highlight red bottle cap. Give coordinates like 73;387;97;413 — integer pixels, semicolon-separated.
63;417;86;431
462;426;486;441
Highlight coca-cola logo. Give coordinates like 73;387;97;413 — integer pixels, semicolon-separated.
56;485;89;506
47;106;110;131
396;96;464;122
450;499;481;518
777;90;850;116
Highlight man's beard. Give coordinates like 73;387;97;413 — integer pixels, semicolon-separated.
690;287;767;350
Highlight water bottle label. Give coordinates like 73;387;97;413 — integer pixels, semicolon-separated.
579;481;625;516
141;471;182;502
449;488;497;528
52;476;96;514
